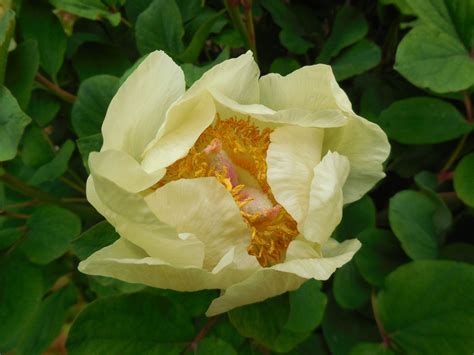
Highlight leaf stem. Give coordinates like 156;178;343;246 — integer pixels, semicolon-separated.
35;73;77;104
242;0;258;62
371;289;391;347
60;176;86;195
182;316;219;353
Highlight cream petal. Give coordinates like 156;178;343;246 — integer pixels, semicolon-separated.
322;114;390;203
79;238;254;292
206;268;305;316
145;177;250;270
185;51;260;104
272;238;361;280
101;51;185;159
140;91;216;173
89;150;164;193
259;64;352;113
302;151;350;244
86;176;117;225
266;126;324;224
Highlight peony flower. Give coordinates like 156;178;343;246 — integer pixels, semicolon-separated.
79;51;390;316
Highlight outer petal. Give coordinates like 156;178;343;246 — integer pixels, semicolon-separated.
145;178;250;270
79;238;255;292
266;126;324;224
101;51;185;159
206;269;305;316
322;114;390;203
302;151;350;244
272;238;361;279
140;91;216;173
89;150;164;193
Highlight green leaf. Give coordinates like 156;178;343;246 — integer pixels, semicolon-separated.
176;0;201;23
378;260;474;354
5;39;39;109
77;133;103;171
27;90;61;127
317;5;368;63
71;220;119;260
135;0;184;56
334;195;376;241
196;337;237;355
279;29;313;55
49;0;121;26
0;9;15;84
89;276;146;297
28;139;75;186
16;284;77;355
354;229;407;288
322;297;379;355
260;0;303;35
72;75;119;137
378;97;472;144
454;152;474;207
389;190;445;260
21;126;55;168
0;255;44;351
0;85;32;162
395;25;474;93
350;342;395;355
20;205;81;264
269;57;301;76
332;40;381;81
379;0;414;15
333;261;371;310
66;292;195;354
19;2;67;80
228;280;326;352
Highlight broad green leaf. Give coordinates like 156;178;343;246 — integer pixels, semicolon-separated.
27;90;61;127
350;342;395;355
454;153;474;207
0;8;15;84
395;25;474;93
279;29;313;55
16;285;77;355
334;195;376;241
0;255;44;351
28;140;75;186
379;0;414;15
20;205;81;264
154;289;217;317
389;190;444;260
378;260;474;354
260;0;303;35
66;292;195;354
270;57;301;76
72;75;119;137
215;28;245;48
333;261;371;310
21;126;54;168
0;85;32;162
89;276;145;298
0;220;23;250
322;297;379;355
19;2;67;80
124;0;153;24
135;0;184;55
332;40;381;81
5;39;39;109
378;97;472;144
354;229;407;288
77;133;103;171
196;337;237;355
317;5;368;63
176;0;201;23
71;220;119;260
49;0;121;26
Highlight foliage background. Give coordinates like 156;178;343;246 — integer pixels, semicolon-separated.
1;0;473;354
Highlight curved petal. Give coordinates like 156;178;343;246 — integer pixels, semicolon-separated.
259;64;352;113
89;150;164;193
266;126;324;224
302;151;350;244
145;178;251;270
272;238;361;279
101;51;185;159
79;238;255;292
141;91;216;173
322;114;390;203
206;269;305;316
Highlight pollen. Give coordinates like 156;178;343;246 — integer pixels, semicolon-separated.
155;116;299;267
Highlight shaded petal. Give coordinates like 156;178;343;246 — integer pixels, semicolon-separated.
272;238;361;279
79;238;255;292
206;269;305;316
101;51;185;159
89;149;164;193
141;91;216;173
266;126;324;224
145;178;250;270
302;151;350;244
322;114;390;203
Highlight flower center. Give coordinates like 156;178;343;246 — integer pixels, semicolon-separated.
155;116;299;267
